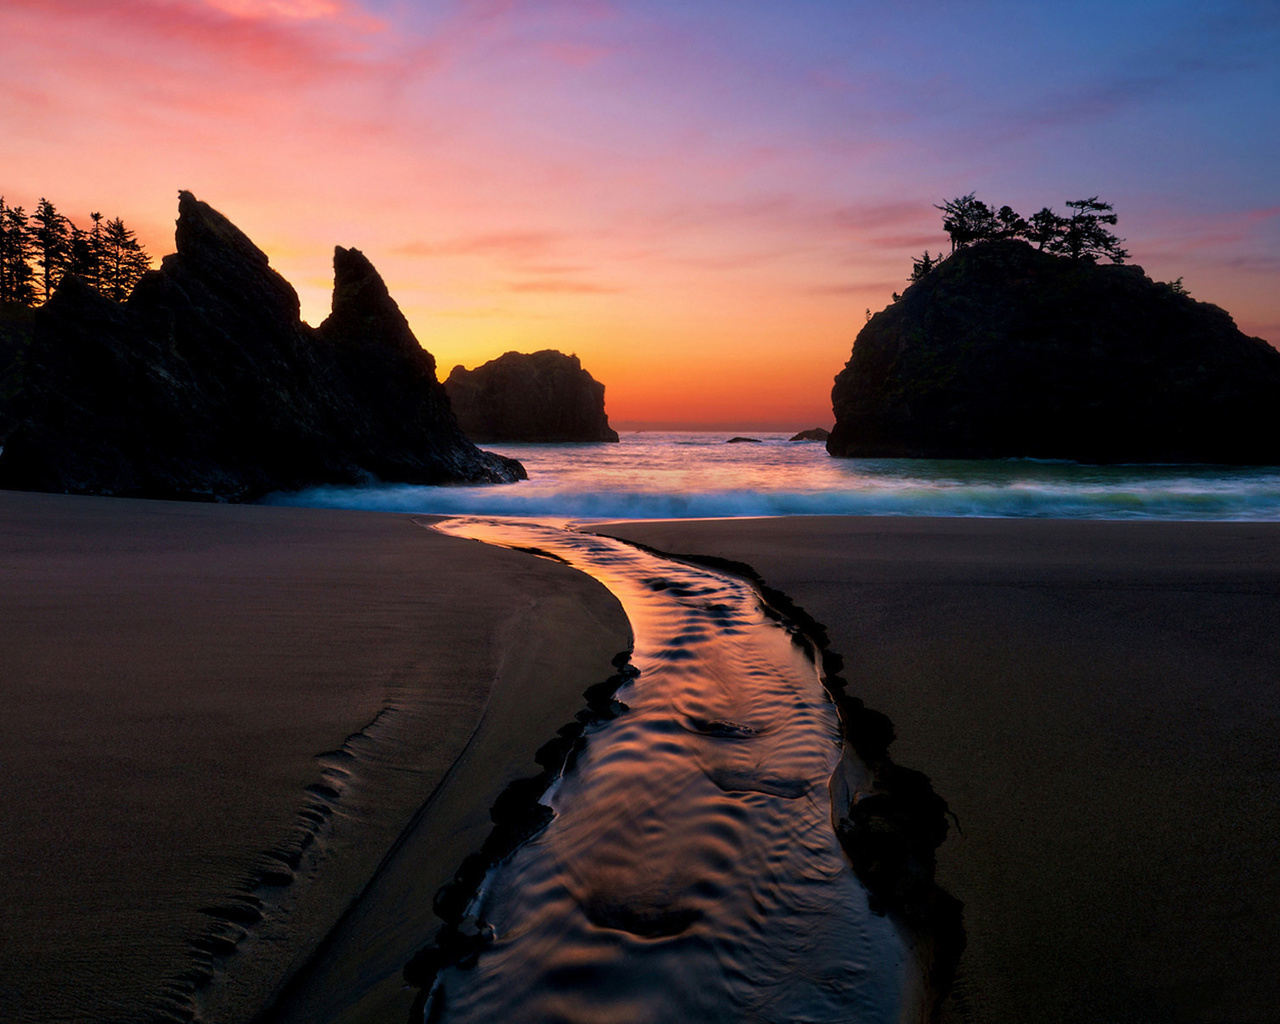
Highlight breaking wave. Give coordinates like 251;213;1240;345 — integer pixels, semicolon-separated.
263;433;1280;521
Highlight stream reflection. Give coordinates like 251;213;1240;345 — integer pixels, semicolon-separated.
427;517;912;1024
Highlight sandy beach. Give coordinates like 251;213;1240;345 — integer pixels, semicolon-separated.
6;496;1279;1024
0;492;629;1024
595;516;1280;1024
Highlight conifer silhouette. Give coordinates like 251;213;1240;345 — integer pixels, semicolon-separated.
32;198;71;302
0;196;150;306
912;193;1128;284
0;199;38;307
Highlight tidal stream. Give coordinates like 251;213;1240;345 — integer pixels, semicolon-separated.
427;517;917;1024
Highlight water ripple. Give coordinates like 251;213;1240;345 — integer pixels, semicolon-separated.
425;517;911;1024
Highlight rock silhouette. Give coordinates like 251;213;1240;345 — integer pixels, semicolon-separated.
0;309;32;444
789;428;830;442
445;350;619;443
828;240;1280;464
0;192;524;500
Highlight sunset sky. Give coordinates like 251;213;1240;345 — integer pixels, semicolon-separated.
3;0;1278;429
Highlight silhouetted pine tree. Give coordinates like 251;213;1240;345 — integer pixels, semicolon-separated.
994;205;1030;240
0;199;38;307
66;224;95;290
65;212;108;294
1026;207;1066;251
911;194;1128;284
32;197;71;302
910;250;943;282
100;217;150;301
88;212;105;293
0;196;150;305
935;193;996;251
1049;197;1129;264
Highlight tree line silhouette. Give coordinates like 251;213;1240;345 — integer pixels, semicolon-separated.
909;194;1129;284
0;196;151;307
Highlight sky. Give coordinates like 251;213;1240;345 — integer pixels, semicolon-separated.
3;0;1278;429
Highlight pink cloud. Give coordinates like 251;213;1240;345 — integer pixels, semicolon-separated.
1223;255;1280;274
396;231;566;262
828;201;934;233
3;0;385;79
0;0;400;167
508;277;621;294
802;280;907;298
386;0;623;84
624;194;939;272
538;41;612;67
199;0;383;30
1135;205;1280;261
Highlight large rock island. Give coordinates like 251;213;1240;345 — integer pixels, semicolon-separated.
445;350;619;443
827;239;1280;464
0;192;524;501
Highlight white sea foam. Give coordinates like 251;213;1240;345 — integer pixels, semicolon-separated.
263;432;1280;521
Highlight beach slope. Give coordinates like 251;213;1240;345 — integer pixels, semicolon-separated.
0;492;629;1024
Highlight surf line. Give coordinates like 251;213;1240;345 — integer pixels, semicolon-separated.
410;516;961;1024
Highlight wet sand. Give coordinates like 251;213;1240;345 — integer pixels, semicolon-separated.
0;492;629;1024
594;516;1280;1024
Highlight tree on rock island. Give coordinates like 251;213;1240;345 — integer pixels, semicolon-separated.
923;193;1127;275
830;199;1280;465
935;193;995;251
1051;197;1129;264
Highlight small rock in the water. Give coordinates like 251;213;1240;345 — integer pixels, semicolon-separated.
726;436;763;443
706;767;810;798
688;716;758;738
582;897;702;938
789;427;831;442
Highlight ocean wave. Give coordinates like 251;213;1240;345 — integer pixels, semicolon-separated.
263;479;1280;521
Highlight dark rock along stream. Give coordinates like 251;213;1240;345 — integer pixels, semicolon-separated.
427;517;920;1024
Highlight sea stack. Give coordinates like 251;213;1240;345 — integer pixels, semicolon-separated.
0;192;524;500
827;239;1280;464
445;350;620;442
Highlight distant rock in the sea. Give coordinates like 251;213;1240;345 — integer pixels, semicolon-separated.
828;239;1280;464
789;428;831;442
726;436;763;444
0;192;524;501
444;350;619;443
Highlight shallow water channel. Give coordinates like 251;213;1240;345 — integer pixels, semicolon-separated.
428;517;914;1024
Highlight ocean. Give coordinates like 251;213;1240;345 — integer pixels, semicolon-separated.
266;431;1280;520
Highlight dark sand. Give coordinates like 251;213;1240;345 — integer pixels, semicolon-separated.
263;516;639;1024
0;492;629;1024
595;517;1280;1024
